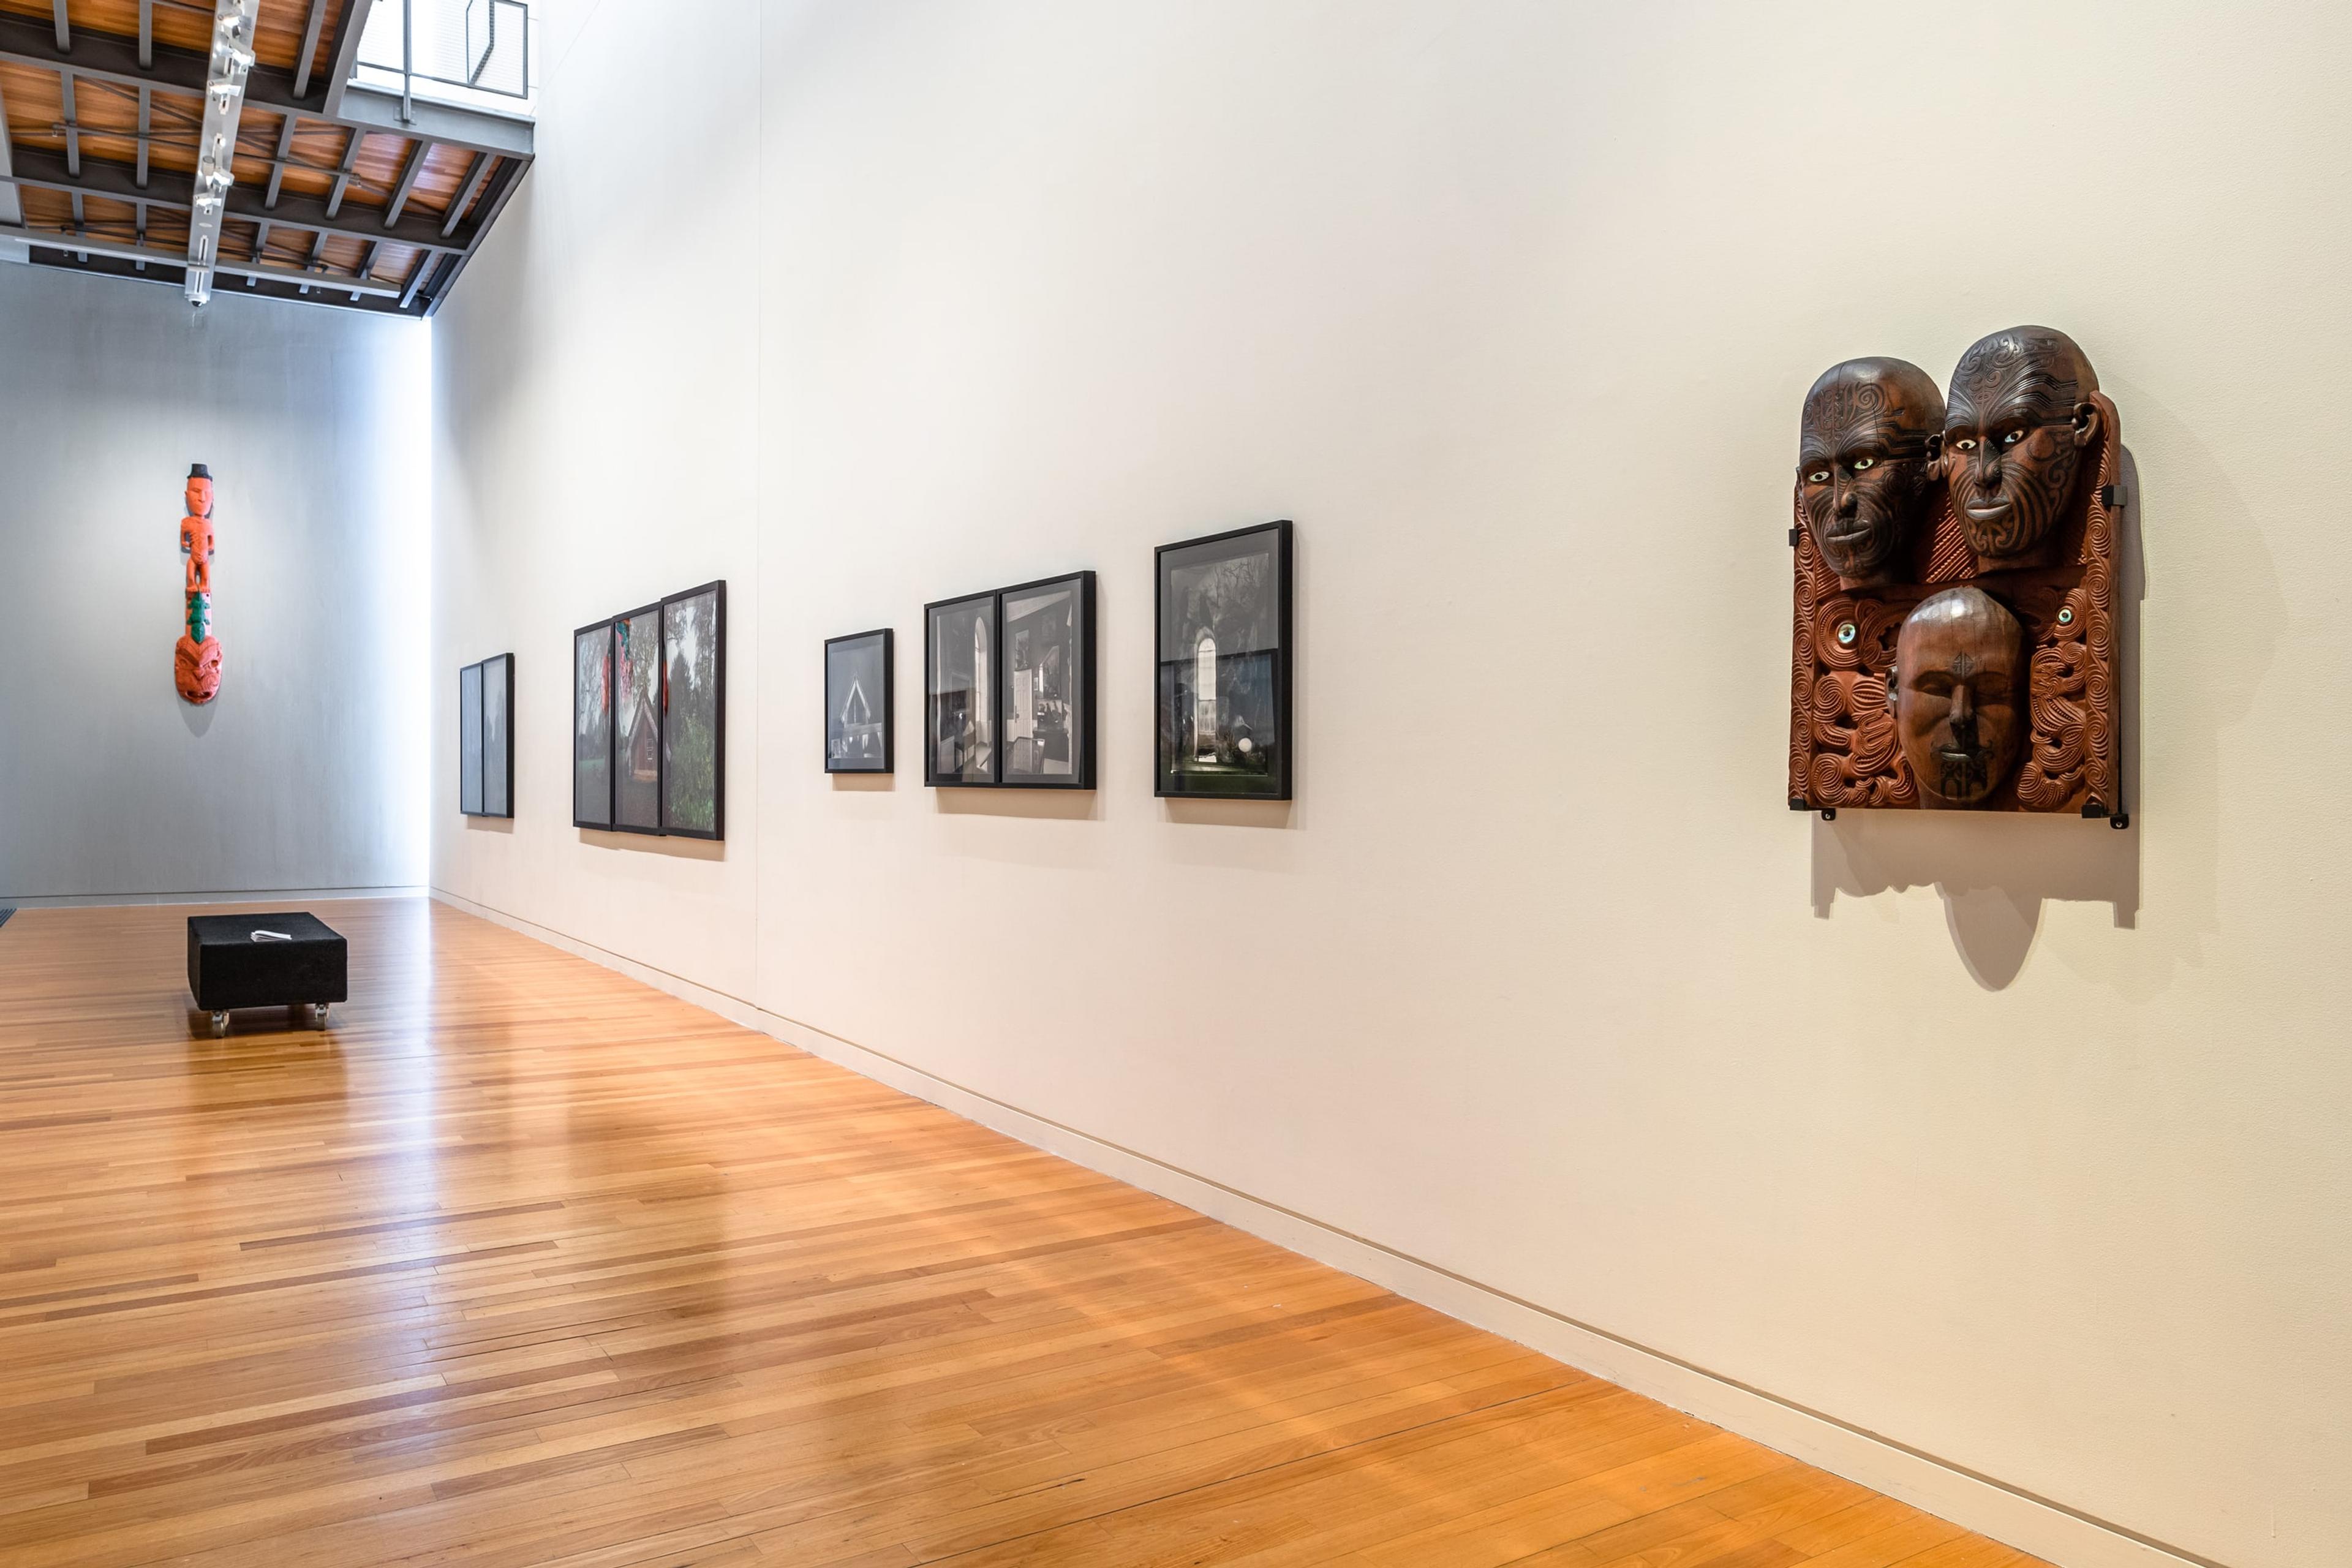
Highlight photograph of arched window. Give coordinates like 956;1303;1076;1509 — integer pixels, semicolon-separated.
825;628;894;773
925;592;998;786
1156;521;1293;799
1000;571;1095;789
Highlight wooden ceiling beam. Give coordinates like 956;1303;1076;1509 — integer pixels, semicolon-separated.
23;241;414;306
2;3;529;315
399;247;439;309
262;107;298;204
381;136;424;227
336;81;527;160
417;148;522;314
292;0;331;99
56;69;76;174
0;74;23;236
323;123;360;216
0;9;531;162
2;143;464;255
317;0;372;118
440;149;489;238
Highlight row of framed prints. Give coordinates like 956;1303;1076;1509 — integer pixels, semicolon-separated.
458;653;514;818
824;519;1293;799
572;581;728;839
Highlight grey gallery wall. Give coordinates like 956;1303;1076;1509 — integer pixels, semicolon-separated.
0;263;431;901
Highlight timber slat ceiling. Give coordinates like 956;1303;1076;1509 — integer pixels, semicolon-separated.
0;0;530;314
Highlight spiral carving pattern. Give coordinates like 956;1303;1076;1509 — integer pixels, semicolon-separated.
1789;491;1819;804
2014;586;2087;807
1807;668;1916;806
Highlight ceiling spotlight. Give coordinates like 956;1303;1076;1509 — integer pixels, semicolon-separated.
189;1;259;311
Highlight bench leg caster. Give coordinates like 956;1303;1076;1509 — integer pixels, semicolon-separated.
311;1003;331;1031
209;1012;228;1038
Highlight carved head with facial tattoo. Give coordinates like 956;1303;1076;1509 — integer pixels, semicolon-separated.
1796;358;1945;587
1888;587;2025;808
1941;326;2101;569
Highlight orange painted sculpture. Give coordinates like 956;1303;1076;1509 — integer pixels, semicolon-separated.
175;464;223;705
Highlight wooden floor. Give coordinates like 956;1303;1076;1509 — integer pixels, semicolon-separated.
0;899;2045;1568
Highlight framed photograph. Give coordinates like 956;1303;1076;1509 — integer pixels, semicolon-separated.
662;581;726;839
924;592;998;786
481;654;514;816
999;571;1095;789
612;602;665;834
458;662;484;815
826;628;894;773
572;620;614;829
1156;520;1293;799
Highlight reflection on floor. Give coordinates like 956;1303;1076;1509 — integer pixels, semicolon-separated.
0;899;2045;1567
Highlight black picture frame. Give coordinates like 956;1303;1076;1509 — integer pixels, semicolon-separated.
481;653;514;816
660;581;727;840
825;628;895;774
924;591;1000;787
572;620;614;829
610;601;665;835
998;571;1096;790
458;662;484;816
1155;520;1293;800
458;653;516;819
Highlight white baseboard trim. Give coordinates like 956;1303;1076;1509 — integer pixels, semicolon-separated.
4;884;426;910
430;886;2214;1568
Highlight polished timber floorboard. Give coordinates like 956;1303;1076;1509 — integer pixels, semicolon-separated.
0;899;2046;1568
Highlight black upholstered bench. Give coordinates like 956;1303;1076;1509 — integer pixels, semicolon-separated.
186;913;349;1036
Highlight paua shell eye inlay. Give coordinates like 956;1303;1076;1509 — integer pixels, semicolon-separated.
2057;606;2075;626
1837;622;1858;646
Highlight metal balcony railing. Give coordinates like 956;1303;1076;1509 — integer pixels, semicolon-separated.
356;0;535;121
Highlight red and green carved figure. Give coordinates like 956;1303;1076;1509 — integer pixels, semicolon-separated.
175;464;222;705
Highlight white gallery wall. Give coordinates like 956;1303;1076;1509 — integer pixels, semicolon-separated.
430;0;763;992
1;263;429;902
431;6;2352;1566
